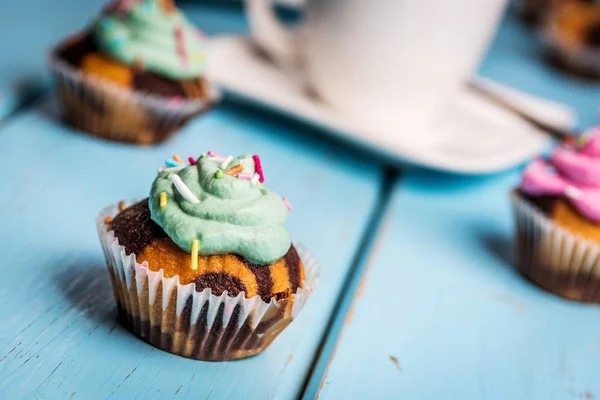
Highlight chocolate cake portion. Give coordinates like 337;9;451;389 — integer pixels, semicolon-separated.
55;33;207;99
110;199;304;301
57;33;99;67
111;199;166;255
516;189;559;216
194;273;246;297
586;23;600;48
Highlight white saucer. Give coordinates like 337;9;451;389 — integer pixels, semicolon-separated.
206;36;574;174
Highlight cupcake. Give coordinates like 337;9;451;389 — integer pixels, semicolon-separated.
97;152;318;360
543;0;600;78
512;127;600;302
50;0;218;145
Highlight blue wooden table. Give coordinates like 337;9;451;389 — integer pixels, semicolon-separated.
1;2;599;400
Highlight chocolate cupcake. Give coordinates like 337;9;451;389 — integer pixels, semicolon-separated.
512;127;600;302
97;152;318;360
49;0;218;145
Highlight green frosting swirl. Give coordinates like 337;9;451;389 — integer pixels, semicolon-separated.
149;154;291;265
94;0;206;80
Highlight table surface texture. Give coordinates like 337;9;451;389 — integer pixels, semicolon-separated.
0;2;599;400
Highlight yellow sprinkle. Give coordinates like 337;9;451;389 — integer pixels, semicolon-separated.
191;239;199;270
190;53;205;62
160;192;167;208
173;154;185;164
118;200;126;211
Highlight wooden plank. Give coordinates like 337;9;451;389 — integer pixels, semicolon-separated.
317;169;600;400
0;0;106;120
0;97;382;399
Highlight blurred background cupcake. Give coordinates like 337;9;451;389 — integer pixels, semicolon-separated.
512;127;600;303
49;0;218;145
515;0;600;79
542;0;600;78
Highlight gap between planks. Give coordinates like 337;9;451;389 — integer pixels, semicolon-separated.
299;167;399;400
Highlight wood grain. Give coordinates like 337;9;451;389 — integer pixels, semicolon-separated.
318;169;600;400
0;98;382;399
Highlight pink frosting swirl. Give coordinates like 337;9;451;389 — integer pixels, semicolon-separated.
520;127;600;223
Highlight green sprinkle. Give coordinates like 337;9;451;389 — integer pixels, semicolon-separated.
166;172;173;179
200;153;207;159
577;135;589;148
215;169;224;179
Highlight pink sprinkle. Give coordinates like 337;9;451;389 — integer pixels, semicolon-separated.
195;28;206;39
167;96;183;109
174;26;188;68
116;0;137;13
207;151;224;159
282;197;293;211
237;172;252;180
188;156;196;165
252;155;265;183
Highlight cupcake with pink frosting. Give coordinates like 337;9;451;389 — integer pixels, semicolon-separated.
512;126;600;303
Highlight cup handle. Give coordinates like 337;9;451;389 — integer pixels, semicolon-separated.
244;0;298;68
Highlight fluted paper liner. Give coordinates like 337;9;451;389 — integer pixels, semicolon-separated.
97;202;319;360
512;192;600;303
49;33;220;145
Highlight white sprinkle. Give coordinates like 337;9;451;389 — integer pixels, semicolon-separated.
157;166;185;173
220;155;233;170
237;172;252;180
170;174;200;204
251;173;260;185
565;186;582;200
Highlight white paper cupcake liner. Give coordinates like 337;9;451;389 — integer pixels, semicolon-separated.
96;201;319;360
511;192;600;303
49;33;221;145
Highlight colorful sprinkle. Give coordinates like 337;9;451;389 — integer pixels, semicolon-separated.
170;174;200;204
565;186;582;199
224;164;243;176
207;150;223;159
104;216;113;224
165;159;183;167
220;155;233;170
116;0;137;13
237;172;252;180
260;187;268;195
282;197;293;211
118;200;126;211
173;154;185;164
160;192;167;208
166;172;173;179
188;156;197;165
191;239;199;270
252;155;265;183
215;169;224;179
167;96;183;109
251;173;260;185
158;166;185;173
174;25;189;69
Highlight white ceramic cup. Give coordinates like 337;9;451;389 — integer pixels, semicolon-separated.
245;0;508;138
